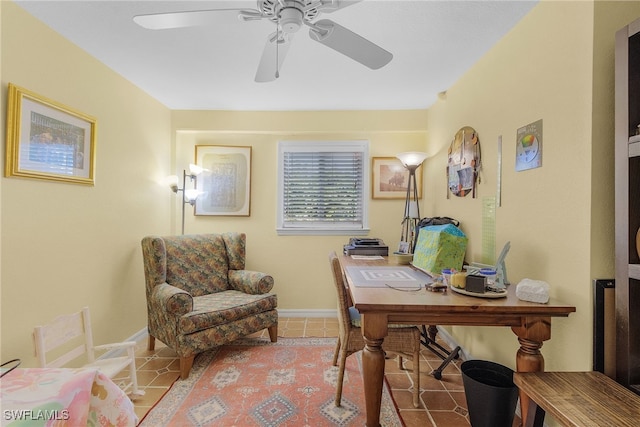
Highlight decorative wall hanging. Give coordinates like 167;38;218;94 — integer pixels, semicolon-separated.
5;83;96;185
515;119;543;171
195;145;251;216
372;157;423;199
447;126;481;197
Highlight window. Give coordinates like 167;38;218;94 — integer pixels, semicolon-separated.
277;141;369;235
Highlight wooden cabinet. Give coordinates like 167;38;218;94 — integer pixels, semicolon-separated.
615;17;640;394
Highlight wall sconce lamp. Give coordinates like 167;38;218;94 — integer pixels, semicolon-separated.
168;163;204;235
396;151;428;253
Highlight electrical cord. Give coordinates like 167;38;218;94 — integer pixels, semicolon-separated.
384;283;422;292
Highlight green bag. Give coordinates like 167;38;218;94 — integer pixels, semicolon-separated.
412;224;467;275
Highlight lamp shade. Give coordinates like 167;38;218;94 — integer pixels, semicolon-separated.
188;163;204;176
396;152;428;167
184;188;202;202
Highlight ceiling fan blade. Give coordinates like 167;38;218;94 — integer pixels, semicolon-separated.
255;32;293;83
133;9;259;30
308;19;392;70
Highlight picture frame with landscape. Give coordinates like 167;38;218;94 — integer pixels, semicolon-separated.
372;156;422;199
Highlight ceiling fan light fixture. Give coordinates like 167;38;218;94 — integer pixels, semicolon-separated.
279;7;303;33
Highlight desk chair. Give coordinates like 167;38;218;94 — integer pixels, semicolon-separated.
329;251;422;408
33;306;143;398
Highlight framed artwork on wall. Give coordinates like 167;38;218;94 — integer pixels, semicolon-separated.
372;157;422;199
195;145;251;216
4;83;97;185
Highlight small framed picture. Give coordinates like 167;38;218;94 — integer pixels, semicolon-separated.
372;157;422;199
5;83;96;185
398;241;411;254
195;145;251;216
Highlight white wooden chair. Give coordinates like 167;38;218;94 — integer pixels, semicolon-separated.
33;306;144;398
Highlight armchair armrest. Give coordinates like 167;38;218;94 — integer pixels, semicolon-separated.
151;283;193;316
228;270;274;294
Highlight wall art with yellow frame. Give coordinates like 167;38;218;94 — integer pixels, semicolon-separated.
5;83;97;185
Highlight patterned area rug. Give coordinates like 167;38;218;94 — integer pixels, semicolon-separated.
139;337;403;426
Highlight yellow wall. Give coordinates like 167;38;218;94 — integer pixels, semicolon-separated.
171;110;428;310
3;0;640;381
425;0;640;375
1;2;172;366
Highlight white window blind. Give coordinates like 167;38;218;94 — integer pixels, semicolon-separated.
277;141;369;235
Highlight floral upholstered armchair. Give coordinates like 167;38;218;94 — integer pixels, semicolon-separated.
141;233;278;379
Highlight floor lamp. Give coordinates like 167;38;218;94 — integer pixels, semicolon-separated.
168;164;204;235
396;152;428;253
397;151;460;376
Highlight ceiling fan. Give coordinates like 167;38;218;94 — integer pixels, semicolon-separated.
133;0;393;82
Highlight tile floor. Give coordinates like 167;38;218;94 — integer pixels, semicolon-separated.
122;317;520;427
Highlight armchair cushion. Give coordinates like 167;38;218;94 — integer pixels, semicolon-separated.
178;290;277;335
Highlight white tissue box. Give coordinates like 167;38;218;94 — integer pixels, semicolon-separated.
516;279;549;304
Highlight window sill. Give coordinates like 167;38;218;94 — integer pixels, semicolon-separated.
276;228;370;236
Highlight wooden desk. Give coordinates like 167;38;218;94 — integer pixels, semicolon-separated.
339;255;576;427
513;371;640;427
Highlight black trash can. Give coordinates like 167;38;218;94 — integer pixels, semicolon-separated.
461;360;519;427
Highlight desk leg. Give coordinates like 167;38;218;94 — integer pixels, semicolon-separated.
361;313;388;427
511;316;551;424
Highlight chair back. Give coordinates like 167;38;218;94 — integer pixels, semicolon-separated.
142;234;247;297
329;251;353;336
33;307;95;368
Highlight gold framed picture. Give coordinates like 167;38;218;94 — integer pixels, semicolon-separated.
372;157;422;199
5;83;97;185
195;145;251;216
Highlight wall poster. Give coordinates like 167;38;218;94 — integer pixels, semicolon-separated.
516;119;543;171
195;145;251;216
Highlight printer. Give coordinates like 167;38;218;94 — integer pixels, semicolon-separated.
343;238;389;256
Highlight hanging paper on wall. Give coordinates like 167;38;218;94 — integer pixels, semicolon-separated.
516;119;543;171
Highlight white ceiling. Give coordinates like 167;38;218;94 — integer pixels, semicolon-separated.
14;0;537;111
